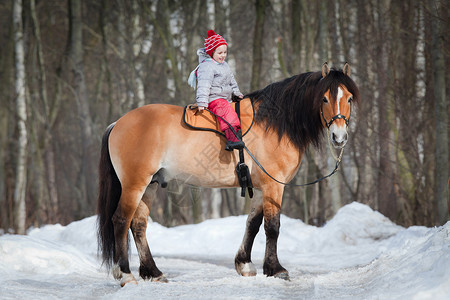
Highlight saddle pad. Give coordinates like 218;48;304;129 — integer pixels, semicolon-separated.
183;98;255;137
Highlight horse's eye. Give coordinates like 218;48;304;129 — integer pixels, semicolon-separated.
323;97;328;103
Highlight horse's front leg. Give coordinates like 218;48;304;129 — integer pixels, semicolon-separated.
262;184;289;280
235;191;263;276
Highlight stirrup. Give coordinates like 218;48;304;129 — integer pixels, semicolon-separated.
225;140;245;151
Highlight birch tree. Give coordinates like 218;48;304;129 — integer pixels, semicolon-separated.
13;0;27;234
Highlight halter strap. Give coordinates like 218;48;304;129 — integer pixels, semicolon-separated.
320;102;352;128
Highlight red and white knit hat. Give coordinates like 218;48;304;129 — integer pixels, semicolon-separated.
204;30;227;57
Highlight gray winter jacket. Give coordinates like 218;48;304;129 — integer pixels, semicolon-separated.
194;49;243;107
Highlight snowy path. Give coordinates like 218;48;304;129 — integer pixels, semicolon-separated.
1;202;449;299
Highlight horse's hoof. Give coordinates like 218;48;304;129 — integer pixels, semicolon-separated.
274;271;290;281
120;273;138;287
112;264;122;280
151;274;168;283
236;262;257;277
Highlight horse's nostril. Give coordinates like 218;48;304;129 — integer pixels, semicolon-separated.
332;133;337;141
332;132;347;143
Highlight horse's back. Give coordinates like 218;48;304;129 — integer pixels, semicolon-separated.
114;103;183;128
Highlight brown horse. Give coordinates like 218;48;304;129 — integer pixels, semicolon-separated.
97;63;360;286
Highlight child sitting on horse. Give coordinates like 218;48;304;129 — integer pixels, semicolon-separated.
188;29;244;151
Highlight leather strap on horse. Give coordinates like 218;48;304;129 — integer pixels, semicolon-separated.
243;143;343;187
234;101;254;198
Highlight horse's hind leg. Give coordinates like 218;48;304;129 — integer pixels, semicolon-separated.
235;191;263;276
131;184;167;282
112;187;143;286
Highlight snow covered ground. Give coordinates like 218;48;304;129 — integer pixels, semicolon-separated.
0;202;449;299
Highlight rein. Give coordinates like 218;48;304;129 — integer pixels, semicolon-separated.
205;103;346;187
244;142;343;187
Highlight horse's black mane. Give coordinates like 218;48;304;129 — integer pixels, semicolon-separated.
246;68;360;151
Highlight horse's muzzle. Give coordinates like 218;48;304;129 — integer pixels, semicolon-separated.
330;127;348;149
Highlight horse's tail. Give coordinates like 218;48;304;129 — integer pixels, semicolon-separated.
97;122;121;270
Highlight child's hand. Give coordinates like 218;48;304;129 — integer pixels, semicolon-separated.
232;94;244;102
198;106;204;111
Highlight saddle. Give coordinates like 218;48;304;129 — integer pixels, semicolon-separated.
183;98;254;137
183;98;255;198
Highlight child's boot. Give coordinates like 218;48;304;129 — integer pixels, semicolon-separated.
224;127;244;151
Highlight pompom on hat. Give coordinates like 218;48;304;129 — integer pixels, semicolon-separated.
204;30;227;58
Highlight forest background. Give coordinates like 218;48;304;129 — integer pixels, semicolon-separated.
1;0;448;234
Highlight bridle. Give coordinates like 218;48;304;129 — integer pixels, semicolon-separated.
319;98;352;161
320;102;352;129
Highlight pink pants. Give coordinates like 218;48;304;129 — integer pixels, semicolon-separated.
208;98;241;142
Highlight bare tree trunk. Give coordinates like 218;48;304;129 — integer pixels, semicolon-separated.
30;0;59;222
183;0;207;73
131;0;145;108
165;194;173;227
429;0;449;224
250;0;266;91
214;0;227;35
302;0;315;71
0;108;7;229
328;0;342;64
355;0;373;206
375;0;397;219
210;188;222;219
0;1;14;231
13;0;27;234
68;0;95;215
148;0;184;101
307;153;321;225
115;0;128;113
422;8;437;226
301;170;309;223
191;187;203;224
99;0;114;121
291;0;302;72
317;0;328;63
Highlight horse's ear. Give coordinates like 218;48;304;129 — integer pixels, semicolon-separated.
343;62;351;76
322;62;330;78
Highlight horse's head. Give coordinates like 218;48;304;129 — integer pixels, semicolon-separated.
318;62;358;149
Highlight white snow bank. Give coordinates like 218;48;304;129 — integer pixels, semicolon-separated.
0;202;448;300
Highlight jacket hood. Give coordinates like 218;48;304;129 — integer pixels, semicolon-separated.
197;48;211;63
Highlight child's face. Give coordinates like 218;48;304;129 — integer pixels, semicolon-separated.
213;45;227;63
